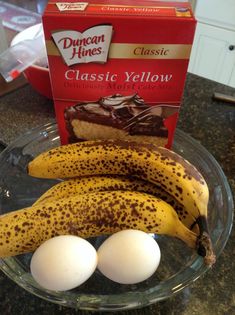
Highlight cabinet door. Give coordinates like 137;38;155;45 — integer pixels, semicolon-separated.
229;65;235;88
188;23;235;87
195;0;235;30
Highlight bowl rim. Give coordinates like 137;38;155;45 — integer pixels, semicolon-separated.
25;63;49;72
0;122;233;311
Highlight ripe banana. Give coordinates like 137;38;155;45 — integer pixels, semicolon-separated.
0;191;197;258
33;175;197;232
28;139;215;265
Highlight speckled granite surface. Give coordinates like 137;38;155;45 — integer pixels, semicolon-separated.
0;73;234;315
0;86;55;146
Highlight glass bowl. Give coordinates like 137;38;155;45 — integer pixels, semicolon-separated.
0;122;233;311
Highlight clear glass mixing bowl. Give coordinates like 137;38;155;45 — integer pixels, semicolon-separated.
0;122;233;311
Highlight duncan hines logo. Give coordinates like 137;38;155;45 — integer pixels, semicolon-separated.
56;2;88;11
52;25;113;66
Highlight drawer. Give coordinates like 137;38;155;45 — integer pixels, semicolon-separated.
195;0;235;30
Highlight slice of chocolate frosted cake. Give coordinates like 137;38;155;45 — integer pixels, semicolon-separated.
64;94;178;146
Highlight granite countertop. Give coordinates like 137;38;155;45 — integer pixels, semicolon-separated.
0;73;234;315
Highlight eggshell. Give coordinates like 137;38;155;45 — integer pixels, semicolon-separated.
30;235;97;291
97;230;161;284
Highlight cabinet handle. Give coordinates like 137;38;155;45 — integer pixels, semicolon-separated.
229;45;235;51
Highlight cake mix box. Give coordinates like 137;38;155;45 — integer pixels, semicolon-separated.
42;0;196;147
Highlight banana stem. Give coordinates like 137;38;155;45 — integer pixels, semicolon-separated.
196;216;216;267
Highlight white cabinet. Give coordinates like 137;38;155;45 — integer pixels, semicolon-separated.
188;23;235;86
188;0;235;88
195;0;235;31
230;66;235;87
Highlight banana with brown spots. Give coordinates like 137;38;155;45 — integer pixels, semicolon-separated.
0;191;197;258
33;175;198;232
28;139;215;265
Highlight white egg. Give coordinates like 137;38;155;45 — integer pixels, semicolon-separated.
30;235;97;291
97;230;161;284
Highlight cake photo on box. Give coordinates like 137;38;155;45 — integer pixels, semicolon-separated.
64;94;179;147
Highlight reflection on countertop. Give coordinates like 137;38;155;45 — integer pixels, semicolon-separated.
0;73;234;315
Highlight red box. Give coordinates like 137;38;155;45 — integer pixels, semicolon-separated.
43;1;196;147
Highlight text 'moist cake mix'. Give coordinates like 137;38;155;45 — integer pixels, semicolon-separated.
42;0;196;147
